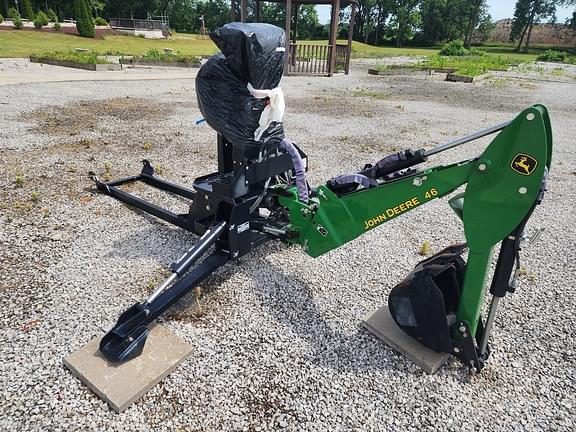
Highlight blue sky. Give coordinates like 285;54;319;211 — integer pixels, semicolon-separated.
316;1;574;25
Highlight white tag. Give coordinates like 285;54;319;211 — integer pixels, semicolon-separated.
238;222;250;233
276;47;286;52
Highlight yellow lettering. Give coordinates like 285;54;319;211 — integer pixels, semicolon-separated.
363;196;423;230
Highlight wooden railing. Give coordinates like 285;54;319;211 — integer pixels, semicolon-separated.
335;44;350;74
286;43;351;76
287;43;329;75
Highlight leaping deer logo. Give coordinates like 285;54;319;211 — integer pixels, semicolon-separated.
511;154;537;175
515;156;531;174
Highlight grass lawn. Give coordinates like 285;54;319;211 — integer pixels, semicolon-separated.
0;30;541;63
0;31;219;57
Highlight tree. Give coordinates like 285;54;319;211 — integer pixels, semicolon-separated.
372;0;393;45
419;0;475;45
168;0;230;33
22;0;34;20
7;6;19;19
420;0;445;45
390;0;420;46
464;0;486;47
355;0;377;43
75;0;95;37
475;13;495;43
295;5;320;39
510;0;556;52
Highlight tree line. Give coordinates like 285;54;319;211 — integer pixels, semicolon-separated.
2;0;575;49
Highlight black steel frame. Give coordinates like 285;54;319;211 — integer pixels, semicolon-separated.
92;134;302;362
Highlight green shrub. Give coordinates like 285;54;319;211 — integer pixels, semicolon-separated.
422;55;511;77
46;8;58;22
440;40;467;56
53;21;61;31
35;50;110;64
21;0;34;20
35;11;48;27
8;7;19;19
13;17;23;29
537;49;567;63
137;48;202;65
467;47;486;57
74;0;95;38
40;11;49;25
94;16;107;26
0;13;3;24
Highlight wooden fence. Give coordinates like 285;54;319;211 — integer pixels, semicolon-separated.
286;43;350;76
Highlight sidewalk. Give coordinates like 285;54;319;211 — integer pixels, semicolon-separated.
0;58;197;85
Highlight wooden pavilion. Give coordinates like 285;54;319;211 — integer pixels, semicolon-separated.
231;0;357;76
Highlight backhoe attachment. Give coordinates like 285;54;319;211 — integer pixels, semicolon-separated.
84;22;553;375
91;104;551;372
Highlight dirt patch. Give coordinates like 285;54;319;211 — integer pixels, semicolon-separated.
19;97;173;136
286;95;382;118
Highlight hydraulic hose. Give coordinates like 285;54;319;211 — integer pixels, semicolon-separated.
279;138;308;202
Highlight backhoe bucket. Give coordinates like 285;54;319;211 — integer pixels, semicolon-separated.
388;244;467;353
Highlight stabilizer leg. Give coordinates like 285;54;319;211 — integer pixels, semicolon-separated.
100;221;229;363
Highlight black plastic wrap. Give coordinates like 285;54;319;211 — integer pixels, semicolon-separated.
196;23;286;158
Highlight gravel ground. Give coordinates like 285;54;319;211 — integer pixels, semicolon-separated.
0;60;575;431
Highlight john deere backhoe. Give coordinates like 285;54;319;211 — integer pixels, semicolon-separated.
89;23;552;373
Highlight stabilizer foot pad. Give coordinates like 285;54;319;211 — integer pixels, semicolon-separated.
362;305;450;374
64;324;193;412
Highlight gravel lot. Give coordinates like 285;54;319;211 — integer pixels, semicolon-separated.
0;59;575;431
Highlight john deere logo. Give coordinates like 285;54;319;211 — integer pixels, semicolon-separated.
511;153;537;176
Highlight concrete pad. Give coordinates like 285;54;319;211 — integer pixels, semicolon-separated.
362;305;450;374
64;324;193;412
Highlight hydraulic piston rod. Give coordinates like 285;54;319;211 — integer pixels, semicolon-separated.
424;120;512;157
146;220;227;304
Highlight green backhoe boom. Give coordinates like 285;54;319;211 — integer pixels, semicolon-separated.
279;104;552;342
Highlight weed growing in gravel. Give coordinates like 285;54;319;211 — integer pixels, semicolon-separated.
14;173;24;187
142;141;153;151
488;78;508;89
30;191;39;202
352;89;388;99
155;165;165;175
79;138;93;148
517;81;537;90
13;200;32;211
40;207;50;218
419;240;431;256
194;286;204;316
551;68;566;77
103;162;112;182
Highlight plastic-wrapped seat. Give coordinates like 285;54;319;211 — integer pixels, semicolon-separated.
196;23;286;161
